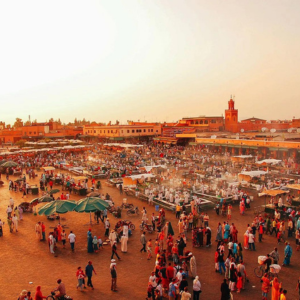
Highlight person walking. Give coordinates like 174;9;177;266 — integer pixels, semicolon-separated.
12;214;18;232
282;242;292;266
76;267;86;291
68;231;76;252
248;231;256;251
261;273;271;300
220;279;230;300
237;260;247;290
105;218;110;237
111;264;117;291
140;231;147;253
111;241;121;260
192;276;201;300
85;261;96;290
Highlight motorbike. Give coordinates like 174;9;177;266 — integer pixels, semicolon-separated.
139;221;154;233
127;206;139;216
115;220;135;230
120;203;134;210
47;291;73;300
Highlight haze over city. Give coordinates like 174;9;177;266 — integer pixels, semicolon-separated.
0;0;300;124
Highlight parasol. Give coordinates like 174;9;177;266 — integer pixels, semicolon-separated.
49;189;60;195
74;197;109;225
38;195;54;203
1;161;18;168
38;200;77;216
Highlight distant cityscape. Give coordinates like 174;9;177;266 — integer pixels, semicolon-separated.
1;97;300;161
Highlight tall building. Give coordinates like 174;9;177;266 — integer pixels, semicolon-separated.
225;97;238;132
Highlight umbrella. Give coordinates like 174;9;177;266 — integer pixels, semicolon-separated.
49;189;60;195
1;161;18;168
0;160;7;166
74;197;109;225
38;195;54;203
30;198;40;206
87;192;101;197
38;200;77;216
168;222;174;236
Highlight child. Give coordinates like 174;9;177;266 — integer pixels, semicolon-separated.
92;236;98;252
61;230;66;249
98;236;103;250
236;272;243;293
147;239;152;260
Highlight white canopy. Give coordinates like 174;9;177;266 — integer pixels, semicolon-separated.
143;165;167;172
126;174;155;180
256;159;282;165
233;155;253;158
239;170;267;177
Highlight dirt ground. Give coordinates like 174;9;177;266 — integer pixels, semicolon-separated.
0;172;299;300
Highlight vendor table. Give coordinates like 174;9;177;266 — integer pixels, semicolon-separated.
29;185;39;195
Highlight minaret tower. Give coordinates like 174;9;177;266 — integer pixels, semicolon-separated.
225;95;238;132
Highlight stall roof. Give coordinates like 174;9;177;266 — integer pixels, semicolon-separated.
256;159;282;165
126;174;155;180
239;170;267;177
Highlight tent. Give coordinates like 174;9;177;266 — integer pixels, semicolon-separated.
238;170;267;182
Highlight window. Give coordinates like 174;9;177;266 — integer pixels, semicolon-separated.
211;120;216;124
156;130;158;132
151;129;153;132
122;130;123;133
127;130;129;133
34;132;36;134
29;132;32;134
94;130;96;133
108;130;110;133
148;129;150;132
143;129;146;132
132;130;135;133
204;120;208;124
200;120;203;124
195;121;199;124
104;130;105;133
191;121;194;124
100;130;102;133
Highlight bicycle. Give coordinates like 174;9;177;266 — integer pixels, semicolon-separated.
254;265;278;280
46;291;73;300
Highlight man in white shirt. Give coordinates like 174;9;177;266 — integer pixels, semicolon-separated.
6;206;12;218
68;231;76;252
9;198;14;209
248;231;255;251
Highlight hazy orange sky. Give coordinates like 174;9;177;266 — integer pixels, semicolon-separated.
0;0;299;125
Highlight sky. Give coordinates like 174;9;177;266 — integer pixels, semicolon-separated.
0;0;300;125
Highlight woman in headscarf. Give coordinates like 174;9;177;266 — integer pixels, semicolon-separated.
178;237;186;256
240;201;245;215
189;253;197;278
56;223;62;242
282;242;292;266
231;225;238;243
271;277;281;300
34;286;46;300
243;230;249;250
87;231;94;253
121;234;128;253
223;222;230;241
216;222;222;241
205;226;212;247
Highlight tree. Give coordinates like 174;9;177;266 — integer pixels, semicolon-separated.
16;139;27;148
14;118;23;128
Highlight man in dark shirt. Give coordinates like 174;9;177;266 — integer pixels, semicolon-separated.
85;261;96;290
264;254;272;273
221;279;230;300
111;265;117;291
